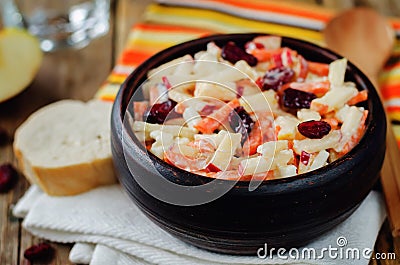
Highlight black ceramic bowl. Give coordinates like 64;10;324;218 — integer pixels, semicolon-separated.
111;33;386;255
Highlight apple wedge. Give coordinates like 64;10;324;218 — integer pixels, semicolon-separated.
0;28;43;102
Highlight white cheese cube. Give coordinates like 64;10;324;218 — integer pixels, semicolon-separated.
328;58;347;86
173;58;194;76
334;106;365;153
293;130;341;154
339;106;364;138
149;83;169;105
234;60;259;81
194;130;228;149
201;64;250;83
274;149;294;167
206;42;221;57
194;82;237;101
253;36;282;50
239;156;272;176
298;158;311;174
257;140;289;157
183;107;201;129
132;122;197;140
239;90;278;113
174;137;190;145
336;104;350;122
277;165;297;179
149;130;174;159
309;150;330;170
275;116;300;140
168;83;195;103
208;133;241;171
311;83;358;113
148;54;193;77
297;109;321;122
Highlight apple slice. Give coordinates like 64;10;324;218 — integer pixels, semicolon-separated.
0;28;43;102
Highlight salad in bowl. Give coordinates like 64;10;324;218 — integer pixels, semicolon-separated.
111;33;385;253
131;35;368;181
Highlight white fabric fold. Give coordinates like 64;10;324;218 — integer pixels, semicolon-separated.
69;243;95;264
13;185;386;265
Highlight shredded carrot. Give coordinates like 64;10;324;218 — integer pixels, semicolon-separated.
338;110;368;156
194;99;240;134
257;112;276;141
188;139;215;153
310;101;329;115
242;112;275;156
275;125;281;139
308;61;330;76
242;122;262;156
290;81;330;96
276;83;292;95
347;90;368;105
249;48;278;62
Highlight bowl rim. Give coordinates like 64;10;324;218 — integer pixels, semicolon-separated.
112;32;386;193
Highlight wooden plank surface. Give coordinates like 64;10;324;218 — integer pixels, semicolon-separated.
0;0;399;264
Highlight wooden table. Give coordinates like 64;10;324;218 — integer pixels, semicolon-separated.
0;0;399;264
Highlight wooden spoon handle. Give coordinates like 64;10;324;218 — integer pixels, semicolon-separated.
366;56;400;238
381;125;400;237
324;7;400;237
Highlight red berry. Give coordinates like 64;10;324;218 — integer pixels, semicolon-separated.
143;99;178;124
228;106;254;144
282;88;317;109
298;120;331;139
0;163;18;193
262;66;294;91
24;242;55;263
221;42;258;66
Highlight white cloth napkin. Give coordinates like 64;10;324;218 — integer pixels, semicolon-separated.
13;184;386;265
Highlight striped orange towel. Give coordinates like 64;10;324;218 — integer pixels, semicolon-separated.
95;0;400;145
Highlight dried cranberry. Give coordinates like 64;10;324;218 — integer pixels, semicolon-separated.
228;106;254;143
261;66;294;91
298;120;331;139
143;100;178;124
0;127;8;146
221;42;258;66
282;88;317;109
0;163;18;193
24;242;55;263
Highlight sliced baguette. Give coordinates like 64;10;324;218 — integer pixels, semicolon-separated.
13;99;117;196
